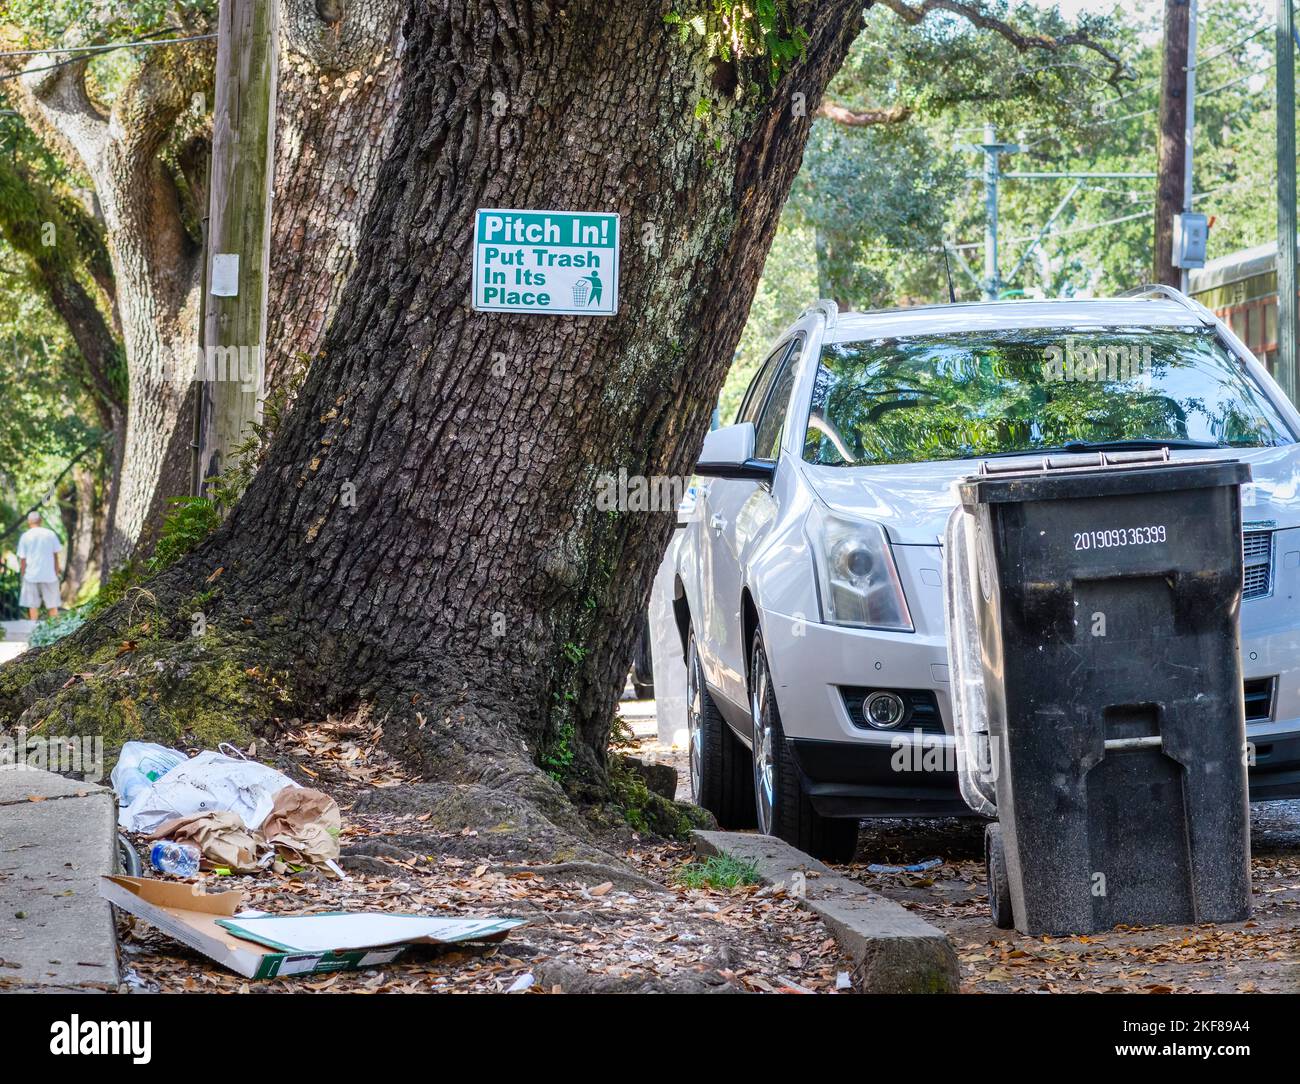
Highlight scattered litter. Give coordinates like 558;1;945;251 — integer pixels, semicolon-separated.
119;750;299;833
100;875;525;980
258;787;342;867
865;857;943;874
836;971;852;990
111;742;187;807
506;972;535;993
148;813;266;874
149;840;201;878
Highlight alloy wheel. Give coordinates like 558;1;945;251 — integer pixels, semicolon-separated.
751;648;775;835
686;636;704;802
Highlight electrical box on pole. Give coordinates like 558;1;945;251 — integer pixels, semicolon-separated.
1172;212;1208;268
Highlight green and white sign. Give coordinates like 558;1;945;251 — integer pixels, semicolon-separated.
473;209;620;316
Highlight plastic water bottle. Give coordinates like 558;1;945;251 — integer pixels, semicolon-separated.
150;841;200;878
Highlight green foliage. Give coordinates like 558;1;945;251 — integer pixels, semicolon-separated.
28;606;86;648
608;753;712;837
148;497;221;573
675;853;760;889
541;719;576;783
728;0;1276;409
666;1;808;85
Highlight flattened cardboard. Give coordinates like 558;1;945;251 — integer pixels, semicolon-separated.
216;912;523;954
100;876;523;979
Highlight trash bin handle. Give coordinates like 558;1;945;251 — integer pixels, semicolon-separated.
978;448;1171;476
1103;736;1162;752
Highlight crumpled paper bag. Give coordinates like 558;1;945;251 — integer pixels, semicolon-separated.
148;810;267;873
258;787;342;866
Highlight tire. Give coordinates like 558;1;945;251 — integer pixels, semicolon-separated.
631;615;654;699
687;628;755;828
750;631;858;862
985;822;1014;929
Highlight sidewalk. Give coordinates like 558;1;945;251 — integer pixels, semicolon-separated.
0;767;120;991
0;619;35;664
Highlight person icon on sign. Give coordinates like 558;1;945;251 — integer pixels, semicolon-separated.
582;270;602;306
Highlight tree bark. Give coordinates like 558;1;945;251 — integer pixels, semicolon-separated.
265;0;405;392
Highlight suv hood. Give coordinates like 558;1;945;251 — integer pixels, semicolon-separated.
801;443;1300;545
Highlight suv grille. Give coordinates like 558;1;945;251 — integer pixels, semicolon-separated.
841;688;945;733
1243;530;1273;600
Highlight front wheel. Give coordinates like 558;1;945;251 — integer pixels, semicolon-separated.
750;631;858;862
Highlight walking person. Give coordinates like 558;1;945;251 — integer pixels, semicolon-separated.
16;512;62;621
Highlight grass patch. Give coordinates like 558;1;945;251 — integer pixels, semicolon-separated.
675;853;760;890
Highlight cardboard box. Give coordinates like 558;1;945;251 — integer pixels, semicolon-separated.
100;876;524;979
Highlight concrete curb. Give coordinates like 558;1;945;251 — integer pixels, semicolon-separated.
693;829;959;994
0;767;120;992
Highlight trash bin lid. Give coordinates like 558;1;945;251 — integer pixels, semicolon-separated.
959;454;1251;507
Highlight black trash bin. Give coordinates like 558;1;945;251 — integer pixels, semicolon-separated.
944;451;1253;935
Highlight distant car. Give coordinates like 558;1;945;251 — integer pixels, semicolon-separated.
671;288;1300;860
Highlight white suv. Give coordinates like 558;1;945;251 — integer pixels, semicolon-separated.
671;290;1300;860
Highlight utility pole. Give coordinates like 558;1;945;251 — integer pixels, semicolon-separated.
957;125;1023;300
1155;0;1191;287
956;128;1155;299
1277;0;1298;404
1180;0;1199;293
195;0;279;494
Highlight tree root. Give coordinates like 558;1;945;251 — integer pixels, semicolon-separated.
495;861;667;893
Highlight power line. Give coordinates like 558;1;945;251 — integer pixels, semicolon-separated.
947;176;1258;252
0;34;215;59
0;32;215;83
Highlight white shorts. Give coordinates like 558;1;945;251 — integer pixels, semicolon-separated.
20;579;61;609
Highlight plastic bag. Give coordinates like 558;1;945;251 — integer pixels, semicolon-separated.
118;750;298;833
111;742;187;808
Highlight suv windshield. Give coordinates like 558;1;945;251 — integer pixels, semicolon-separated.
803;327;1294;466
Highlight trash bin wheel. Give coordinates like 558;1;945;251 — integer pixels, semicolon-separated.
116;831;143;878
687;626;755;828
985;822;1014;929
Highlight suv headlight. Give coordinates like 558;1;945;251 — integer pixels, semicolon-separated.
806;506;913;631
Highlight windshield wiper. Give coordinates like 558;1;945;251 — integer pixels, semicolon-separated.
980;438;1224;460
1059;438;1224;452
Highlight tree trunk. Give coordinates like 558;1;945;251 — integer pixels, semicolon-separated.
169;1;861;781
265;0;404;392
58;463;104;601
3;6;404;565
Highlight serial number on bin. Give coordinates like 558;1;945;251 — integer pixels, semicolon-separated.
1074;525;1167;550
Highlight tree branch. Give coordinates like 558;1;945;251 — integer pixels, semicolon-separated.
818;99;913;126
875;0;1132;85
0;36;110;180
110;36;214;164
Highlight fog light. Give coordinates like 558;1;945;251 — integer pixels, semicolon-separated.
863;691;907;729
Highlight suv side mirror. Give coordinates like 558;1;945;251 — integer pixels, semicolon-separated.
695;422;777;481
